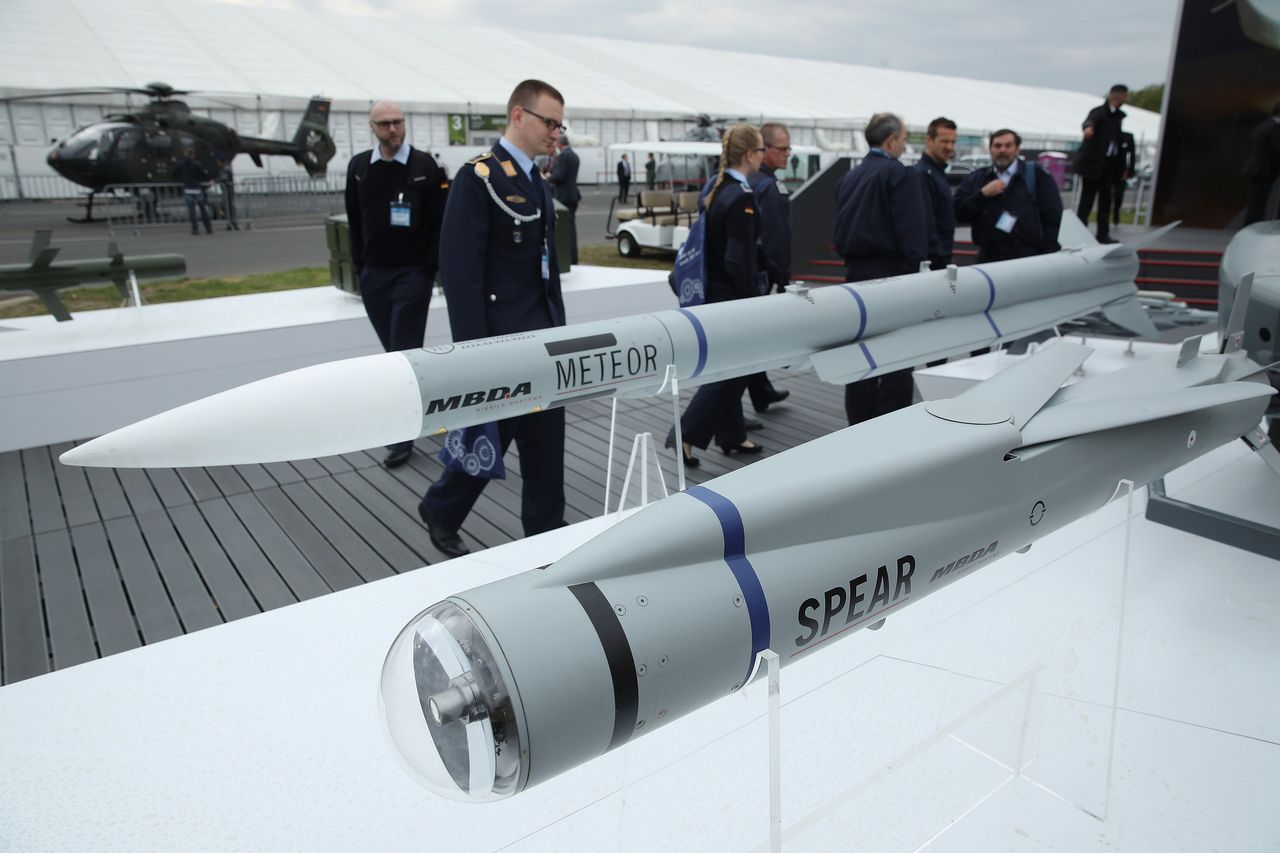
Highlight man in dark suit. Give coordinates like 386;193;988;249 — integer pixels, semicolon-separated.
617;153;632;202
954;128;1063;263
833;112;928;426
1244;101;1280;225
418;80;568;558
1075;84;1128;243
548;135;581;264
344;99;448;468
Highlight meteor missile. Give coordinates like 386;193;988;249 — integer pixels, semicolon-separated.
62;214;1163;468
379;336;1273;801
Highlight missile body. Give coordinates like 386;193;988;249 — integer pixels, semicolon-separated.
62;224;1161;468
379;341;1273;801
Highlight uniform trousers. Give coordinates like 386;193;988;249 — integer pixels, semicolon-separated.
423;409;566;537
360;264;431;453
680;375;750;450
842;256;915;426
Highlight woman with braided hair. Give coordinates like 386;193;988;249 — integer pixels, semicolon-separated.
667;123;767;467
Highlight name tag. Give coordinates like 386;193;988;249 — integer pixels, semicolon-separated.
390;201;411;227
996;211;1018;233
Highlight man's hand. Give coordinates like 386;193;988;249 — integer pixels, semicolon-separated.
981;178;1007;197
1082;125;1095;140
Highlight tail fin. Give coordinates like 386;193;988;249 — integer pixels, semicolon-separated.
1101;220;1181;259
1221;272;1253;354
28;229;58;267
1057;212;1096;250
291;97;336;176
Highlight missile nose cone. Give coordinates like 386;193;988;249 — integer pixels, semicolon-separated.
59;352;423;468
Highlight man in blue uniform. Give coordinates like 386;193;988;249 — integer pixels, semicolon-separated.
914;117;957;270
954;128;1063;263
419;80;569;558
833;112;927;426
344;100;448;467
548;135;581;264
743;121;793;414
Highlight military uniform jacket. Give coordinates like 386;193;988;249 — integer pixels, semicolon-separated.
704;175;761;303
833;152;927;268
549;147;581;206
748;165;791;290
439;142;565;343
914;153;956;260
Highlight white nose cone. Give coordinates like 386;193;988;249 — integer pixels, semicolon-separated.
60;352;424;468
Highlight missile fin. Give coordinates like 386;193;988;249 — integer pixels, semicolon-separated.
1101;220;1181;260
1057;212;1096;250
34;289;73;322
1220;272;1253;354
1019;382;1274;446
1099;294;1158;338
956;340;1092;427
27;230;55;266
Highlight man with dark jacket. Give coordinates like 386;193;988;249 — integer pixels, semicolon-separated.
1243;101;1280;225
954;128;1063;262
915;116;958;269
743;121;793;414
833;112;927;426
172;148;212;235
548;136;581;264
1075;84;1128;242
344;99;448;468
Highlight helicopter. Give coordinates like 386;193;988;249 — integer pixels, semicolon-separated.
7;83;336;221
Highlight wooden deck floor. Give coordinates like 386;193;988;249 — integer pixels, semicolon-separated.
0;370;849;685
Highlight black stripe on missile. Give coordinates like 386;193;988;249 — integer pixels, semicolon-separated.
544;333;618;356
568;581;638;751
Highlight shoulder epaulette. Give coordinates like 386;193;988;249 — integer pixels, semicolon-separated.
467;151;494;165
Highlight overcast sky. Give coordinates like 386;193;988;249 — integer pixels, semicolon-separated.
256;0;1181;97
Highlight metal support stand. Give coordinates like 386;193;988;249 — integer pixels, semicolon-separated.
762;649;781;853
657;364;686;492
1099;478;1135;822
603;398;619;514
612;431;669;518
1146;430;1280;561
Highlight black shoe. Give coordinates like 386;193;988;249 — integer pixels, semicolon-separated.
753;389;790;413
383;446;411;468
720;441;764;456
1098;235;1118;244
681;443;700;467
418;504;470;558
743;418;763;430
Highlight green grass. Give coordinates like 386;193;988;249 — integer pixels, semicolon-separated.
576;244;672;270
0;266;329;319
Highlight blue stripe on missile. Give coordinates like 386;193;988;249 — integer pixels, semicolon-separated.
859;342;877;375
686;485;770;687
973;267;1002;338
677;309;709;378
839;285;869;340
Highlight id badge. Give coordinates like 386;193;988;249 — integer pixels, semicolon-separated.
390;198;411;228
540;241;551;281
995;211;1018;233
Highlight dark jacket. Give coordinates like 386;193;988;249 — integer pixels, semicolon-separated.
344;146;447;275
1075;101;1126;180
913;153;955;261
954;160;1063;262
1243;117;1280;181
439;142;564;342
833;150;927;272
617;159;631;182
748;164;791;290
704;174;760;303
172;157;210;190
549;146;581;206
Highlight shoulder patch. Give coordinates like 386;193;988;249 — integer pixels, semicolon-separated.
501;160;518;178
467;151;494;165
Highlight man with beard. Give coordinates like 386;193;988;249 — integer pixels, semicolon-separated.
954;128;1062;263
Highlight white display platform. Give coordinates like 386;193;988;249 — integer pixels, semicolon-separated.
1;439;1277;852
0;266;672;452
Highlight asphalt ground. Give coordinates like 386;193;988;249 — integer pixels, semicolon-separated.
0;186;624;279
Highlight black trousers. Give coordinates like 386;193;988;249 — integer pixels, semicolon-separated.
618;177;631;202
1245;177;1277;225
360;265;431;453
423;409;566;538
680;376;750;451
565;200;579;264
1077;157;1123;238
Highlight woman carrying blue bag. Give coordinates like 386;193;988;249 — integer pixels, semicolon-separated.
666;123;767;467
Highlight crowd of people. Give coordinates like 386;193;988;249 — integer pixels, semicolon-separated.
340;78;1161;555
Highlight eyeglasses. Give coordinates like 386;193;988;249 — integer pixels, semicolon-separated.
371;118;405;129
767;145;792;153
522;107;567;134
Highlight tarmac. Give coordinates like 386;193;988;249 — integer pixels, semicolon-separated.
0;187;623;280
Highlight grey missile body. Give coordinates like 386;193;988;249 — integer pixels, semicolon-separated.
3;230;186;322
62;214;1164;468
379;337;1274;801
